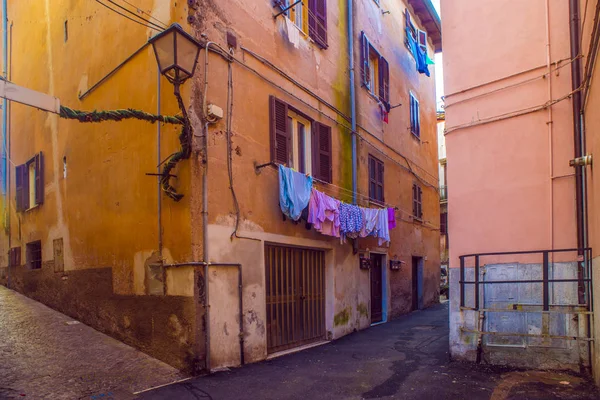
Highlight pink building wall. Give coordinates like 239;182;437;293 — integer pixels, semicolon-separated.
442;0;577;268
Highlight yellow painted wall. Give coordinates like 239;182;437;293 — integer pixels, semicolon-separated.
5;0;194;294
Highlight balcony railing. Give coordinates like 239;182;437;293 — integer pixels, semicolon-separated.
440;185;447;202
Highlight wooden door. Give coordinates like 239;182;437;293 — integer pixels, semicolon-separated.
265;244;325;353
370;254;383;323
412;256;424;310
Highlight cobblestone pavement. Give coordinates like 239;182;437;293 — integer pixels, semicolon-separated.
0;286;187;400
141;302;599;400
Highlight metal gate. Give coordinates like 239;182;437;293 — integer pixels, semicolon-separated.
265;244;325;354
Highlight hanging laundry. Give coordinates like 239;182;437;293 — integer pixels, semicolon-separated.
388;208;397;230
279;165;313;221
359;208;379;238
375;208;390;246
340;203;363;242
406;28;430;77
308;189;341;237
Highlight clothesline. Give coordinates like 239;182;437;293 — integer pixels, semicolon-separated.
263;163;435;228
279;165;392;245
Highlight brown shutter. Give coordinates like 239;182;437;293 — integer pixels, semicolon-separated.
308;0;327;48
369;156;376;200
35;152;44;205
412;184;417;216
415;98;420;137
269;96;290;165
377;160;384;202
420;188;423;218
361;31;371;90
379;57;390;105
15;164;27;212
313;122;332;183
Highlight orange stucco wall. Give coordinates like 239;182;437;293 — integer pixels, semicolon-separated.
442;0;577;268
190;0;440;367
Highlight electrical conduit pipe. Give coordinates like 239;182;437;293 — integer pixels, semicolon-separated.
347;0;357;204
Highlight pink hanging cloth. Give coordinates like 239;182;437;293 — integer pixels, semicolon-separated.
308;189;341;237
388;208;397;230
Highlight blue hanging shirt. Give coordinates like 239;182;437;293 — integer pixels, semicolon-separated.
406;28;430;77
279;165;313;221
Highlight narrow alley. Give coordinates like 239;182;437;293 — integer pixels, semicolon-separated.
0;286;187;399
140;302;597;400
0;284;597;399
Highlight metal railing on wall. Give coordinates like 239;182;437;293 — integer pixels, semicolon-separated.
459;248;592;312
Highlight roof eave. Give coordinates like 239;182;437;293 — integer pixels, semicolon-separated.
408;0;442;53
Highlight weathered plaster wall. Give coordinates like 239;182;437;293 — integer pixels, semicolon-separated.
190;0;440;368
449;264;589;372
0;0;199;371
443;0;576;270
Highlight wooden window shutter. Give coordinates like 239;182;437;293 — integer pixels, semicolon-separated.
308;0;328;48
409;95;415;134
15;164;24;212
369;156;376;200
415;99;420;137
35;152;44;205
269;96;290;165
412;184;417;216
360;31;371;90
377;160;384;202
379;57;390;105
418;186;423;218
313;122;332;183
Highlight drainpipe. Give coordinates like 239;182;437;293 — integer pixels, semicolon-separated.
2;0;7;200
157;68;162;258
569;0;585;255
202;41;215;371
347;0;357;204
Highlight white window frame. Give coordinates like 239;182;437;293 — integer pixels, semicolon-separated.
288;110;312;175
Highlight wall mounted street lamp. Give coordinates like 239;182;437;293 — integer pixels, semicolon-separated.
147;23;203;201
148;23;202;91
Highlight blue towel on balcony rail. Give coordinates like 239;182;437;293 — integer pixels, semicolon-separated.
279;164;313;221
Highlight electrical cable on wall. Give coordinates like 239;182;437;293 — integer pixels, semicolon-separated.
104;0;166;31
118;0;169;29
94;0;163;31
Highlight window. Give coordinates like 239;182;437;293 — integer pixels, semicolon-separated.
409;93;420;138
270;96;332;183
368;155;384;203
405;9;428;54
275;0;327;48
9;247;21;267
361;32;390;106
413;183;423;220
26;241;42;270
288;111;312;175
440;212;447;235
15;152;44;212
